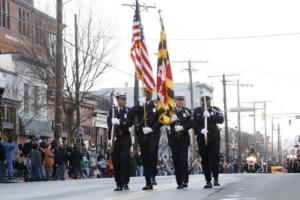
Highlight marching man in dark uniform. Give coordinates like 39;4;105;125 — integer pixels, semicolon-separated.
193;95;224;189
107;93;133;191
128;89;161;190
168;95;192;189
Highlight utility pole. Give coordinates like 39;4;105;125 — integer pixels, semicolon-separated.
208;74;239;162
222;74;230;163
242;101;272;158
277;123;281;164
188;61;194;109
172;60;208;161
134;75;139;104
263;101;268;157
253;102;256;134
271;117;274;161
74;14;80;129
236;80;241;166
266;116;281;163
227;80;253;166
54;0;63;140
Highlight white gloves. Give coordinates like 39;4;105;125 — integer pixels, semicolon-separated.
139;97;146;107
201;128;208;135
111;118;120;125
143;127;153;135
203;110;210;118
175;125;184;132
171;115;178;123
165;125;171;132
108;140;112;147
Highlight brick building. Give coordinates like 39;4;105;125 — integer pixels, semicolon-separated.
47;96;98;145
0;0;56;141
0;0;56;54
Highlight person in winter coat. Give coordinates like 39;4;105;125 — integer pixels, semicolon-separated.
87;146;97;169
69;146;83;179
99;157;107;178
23;136;34;180
44;143;54;180
30;142;42;181
0;136;6;182
54;143;68;180
135;151;143;177
2;136;16;180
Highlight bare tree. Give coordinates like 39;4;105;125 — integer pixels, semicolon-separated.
9;6;113;143
10;29;56;129
62;12;113;144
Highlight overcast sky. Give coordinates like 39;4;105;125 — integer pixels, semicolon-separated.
35;0;300;148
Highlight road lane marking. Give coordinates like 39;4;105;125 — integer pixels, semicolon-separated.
233;192;242;195
227;195;241;197
220;198;256;200
106;179;201;200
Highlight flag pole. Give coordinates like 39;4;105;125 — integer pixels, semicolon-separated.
158;9;162;24
142;81;148;127
204;96;208;146
137;0;147;127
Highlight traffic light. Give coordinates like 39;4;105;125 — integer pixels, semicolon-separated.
289;119;292;126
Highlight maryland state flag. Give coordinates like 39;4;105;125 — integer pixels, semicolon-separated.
156;16;175;125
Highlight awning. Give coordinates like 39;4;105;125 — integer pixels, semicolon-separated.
2;122;14;130
20;118;54;138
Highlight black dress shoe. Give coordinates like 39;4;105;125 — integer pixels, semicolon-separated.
177;185;184;189
204;182;213;189
182;183;188;188
142;185;153;190
123;184;130;190
152;178;157;185
213;180;220;186
114;186;123;191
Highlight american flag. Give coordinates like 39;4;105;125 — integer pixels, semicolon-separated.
130;1;155;93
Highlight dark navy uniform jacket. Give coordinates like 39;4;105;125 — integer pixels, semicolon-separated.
128;100;161;143
193;106;224;144
168;107;192;146
107;106;133;145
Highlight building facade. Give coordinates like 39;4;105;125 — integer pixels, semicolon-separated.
47;96;98;145
0;0;56;55
0;0;56;142
92;109;108;153
0;52;52;142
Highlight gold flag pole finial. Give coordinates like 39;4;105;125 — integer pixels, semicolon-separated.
158;9;163;22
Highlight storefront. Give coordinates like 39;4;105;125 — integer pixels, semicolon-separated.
0;97;19;140
92;110;108;153
19;117;54;143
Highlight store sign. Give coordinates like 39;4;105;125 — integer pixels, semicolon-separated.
5;34;25;45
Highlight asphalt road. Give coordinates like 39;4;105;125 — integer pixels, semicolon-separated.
0;174;299;200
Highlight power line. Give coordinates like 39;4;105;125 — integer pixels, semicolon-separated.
63;0;76;5
63;39;134;78
5;5;300;43
0;3;135;79
166;32;300;41
207;64;300;77
146;9;200;59
67;32;300;41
